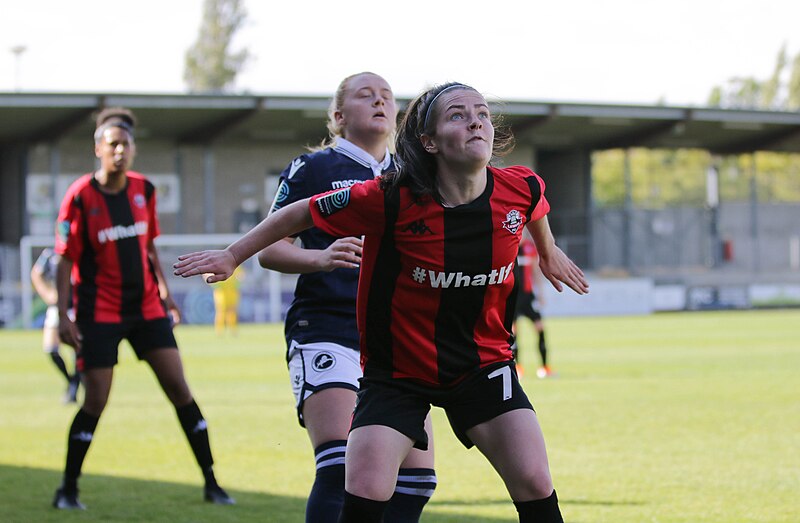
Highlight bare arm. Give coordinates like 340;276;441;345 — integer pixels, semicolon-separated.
175;199;314;282
526;215;589;295
56;256;81;349
257;236;362;274
31;266;57;305
148;239;181;325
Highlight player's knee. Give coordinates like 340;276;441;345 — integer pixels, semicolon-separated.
508;467;553;501
346;468;396;501
159;378;192;406
81;394;108;416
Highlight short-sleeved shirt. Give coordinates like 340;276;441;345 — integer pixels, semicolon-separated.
34;248;60;285
55;171;166;324
269;139;393;351
309;165;550;387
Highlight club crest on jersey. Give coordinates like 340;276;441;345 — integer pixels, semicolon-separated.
133;193;146;208
315;188;350;217
313;352;336;372
502;209;523;234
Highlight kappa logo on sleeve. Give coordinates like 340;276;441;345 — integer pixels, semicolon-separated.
315;188;351;217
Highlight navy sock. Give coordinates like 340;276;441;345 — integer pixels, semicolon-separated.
306;440;347;523
538;331;548;366
63;409;99;492
384;467;437;523
514;490;563;523
338;491;388;523
49;350;71;382
175;400;215;484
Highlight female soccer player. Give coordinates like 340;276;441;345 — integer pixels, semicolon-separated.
31;247;81;403
174;82;588;522
52;108;233;509
257;72;436;522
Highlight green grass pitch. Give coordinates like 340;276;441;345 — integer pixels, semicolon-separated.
1;309;798;522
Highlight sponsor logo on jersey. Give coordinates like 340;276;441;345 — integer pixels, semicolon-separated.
331;179;365;190
271;180;290;211
288;158;305;179
315;188;350;217
402;219;434;235
502;209;524;234
97;221;148;244
133;193;146;208
313;352;336;371
411;262;515;288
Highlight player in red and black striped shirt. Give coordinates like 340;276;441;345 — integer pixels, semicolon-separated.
175;83;588;522
51;108;233;510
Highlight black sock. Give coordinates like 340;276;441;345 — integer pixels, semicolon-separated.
384;468;437;523
306;440;347;523
63;409;99;492
175;400;215;485
49;351;71;382
514;490;563;523
538;331;548;366
338;491;388;523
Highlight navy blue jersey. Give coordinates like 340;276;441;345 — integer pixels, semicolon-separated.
270;140;393;350
34;248;60;285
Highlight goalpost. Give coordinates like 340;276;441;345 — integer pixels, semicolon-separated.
19;234;294;329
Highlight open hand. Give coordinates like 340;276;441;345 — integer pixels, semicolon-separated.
538;246;589;295
173;249;237;284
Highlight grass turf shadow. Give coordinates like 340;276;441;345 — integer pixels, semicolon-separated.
0;464;305;523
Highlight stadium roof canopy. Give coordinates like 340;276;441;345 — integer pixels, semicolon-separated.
1;92;800;154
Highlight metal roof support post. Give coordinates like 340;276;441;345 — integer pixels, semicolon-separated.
706;158;720;268
203;146;215;234
623;148;633;273
174;146;184;234
749;155;760;275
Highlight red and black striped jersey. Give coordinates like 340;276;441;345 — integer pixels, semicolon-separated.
55;172;166;323
309;165;550;387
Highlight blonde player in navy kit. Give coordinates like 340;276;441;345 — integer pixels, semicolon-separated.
258;73;436;523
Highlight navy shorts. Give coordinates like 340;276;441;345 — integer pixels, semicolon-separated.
78;317;178;370
352;361;533;450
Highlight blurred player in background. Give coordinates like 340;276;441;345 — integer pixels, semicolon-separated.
257;72;436;523
51;107;233;510
513;229;554;378
31;247;81;402
211;265;243;336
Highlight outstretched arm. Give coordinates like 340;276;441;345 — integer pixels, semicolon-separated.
526;215;589;295
174;199;314;282
258;236;362;274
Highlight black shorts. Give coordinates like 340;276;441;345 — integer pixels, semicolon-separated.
352;361;533;450
515;291;542;322
78;317;178;370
